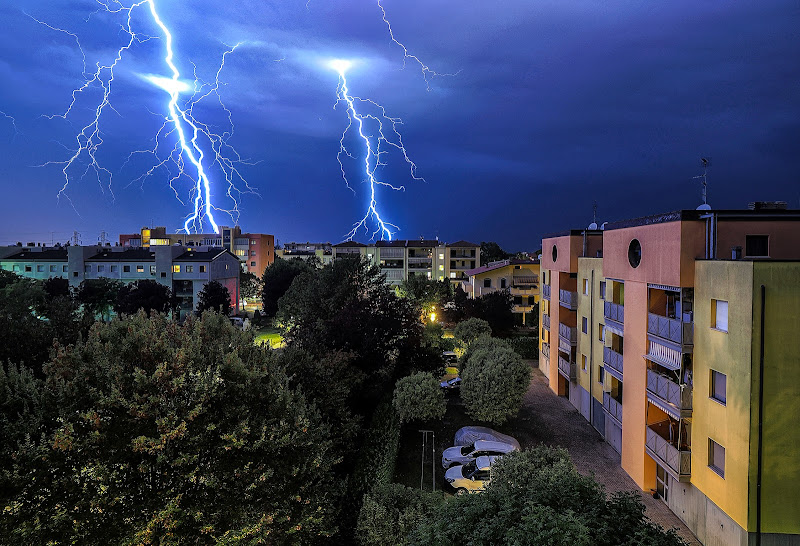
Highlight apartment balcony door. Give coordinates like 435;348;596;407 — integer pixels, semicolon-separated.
656;464;669;503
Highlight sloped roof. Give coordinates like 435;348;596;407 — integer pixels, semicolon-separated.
448;240;480;247
175;248;236;262
2;249;68;261
333;241;366;248
87;249;154;261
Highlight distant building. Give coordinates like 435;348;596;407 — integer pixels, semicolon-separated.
465;258;540;325
120;225;274;276
1;244;240;320
331;239;480;285
539;204;800;545
276;242;333;266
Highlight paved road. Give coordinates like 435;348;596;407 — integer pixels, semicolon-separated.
521;365;701;545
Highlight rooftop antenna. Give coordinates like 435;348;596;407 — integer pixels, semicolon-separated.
588;200;599;229
72;230;81;246
694;157;711;210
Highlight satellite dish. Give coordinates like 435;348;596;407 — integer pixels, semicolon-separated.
588;222;598;230
696;203;712;211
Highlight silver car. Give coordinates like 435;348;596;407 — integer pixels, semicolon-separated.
441;439;518;468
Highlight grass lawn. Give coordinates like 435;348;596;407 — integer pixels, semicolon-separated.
253;326;284;348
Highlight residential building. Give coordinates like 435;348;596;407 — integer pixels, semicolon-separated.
1;244;240;320
331;239;480;285
120;225;274;275
465;259;540;325
276;242;334;266
539;205;800;545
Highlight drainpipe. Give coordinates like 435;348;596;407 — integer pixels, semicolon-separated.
589;268;594;427
756;285;766;546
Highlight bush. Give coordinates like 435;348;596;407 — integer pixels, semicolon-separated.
356;483;443;546
392;372;446;424
453;317;491;347
349;400;402;501
509;336;539;359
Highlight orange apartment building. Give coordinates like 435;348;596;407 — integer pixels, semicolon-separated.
539;204;800;545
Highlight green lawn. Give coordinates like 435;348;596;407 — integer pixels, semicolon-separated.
253;326;284;348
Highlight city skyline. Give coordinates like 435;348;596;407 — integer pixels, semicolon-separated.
0;0;798;250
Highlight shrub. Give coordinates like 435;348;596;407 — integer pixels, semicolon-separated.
356;483;443;546
461;339;530;424
453;317;492;347
392;372;446;424
509;336;539;359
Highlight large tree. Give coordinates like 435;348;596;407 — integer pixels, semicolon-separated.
479;241;511;266
196;280;232;315
240;270;262;300
114;279;172;316
76;277;123;321
261;257;314;317
0;312;343;544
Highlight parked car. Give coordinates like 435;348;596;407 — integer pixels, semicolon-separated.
440;376;462;391
444;455;498;495
441;439;518;468
453;426;521;451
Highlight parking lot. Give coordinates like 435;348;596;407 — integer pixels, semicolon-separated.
393;362;700;544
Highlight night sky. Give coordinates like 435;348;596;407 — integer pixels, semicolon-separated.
0;0;798;251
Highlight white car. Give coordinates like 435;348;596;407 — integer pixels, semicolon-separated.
441;439;518;468
445;455;498;495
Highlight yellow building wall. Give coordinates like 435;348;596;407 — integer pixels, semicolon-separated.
577;257;604;403
749;262;800;535
693;260;754;531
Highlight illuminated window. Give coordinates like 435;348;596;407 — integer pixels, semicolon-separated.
150;265;156;274
439;253;444;260
137;265;144;273
235;250;247;257
710;370;726;405
450;272;456;279
438;265;444;271
173;265;181;273
709;439;725;478
250;239;257;245
581;354;587;372
711;299;728;332
186;266;193;273
582;278;589;295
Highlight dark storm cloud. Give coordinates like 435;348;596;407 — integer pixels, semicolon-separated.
0;0;798;249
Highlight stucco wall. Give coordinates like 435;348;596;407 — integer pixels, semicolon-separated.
716;219;800;260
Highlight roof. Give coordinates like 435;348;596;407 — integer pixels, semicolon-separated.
406;239;440;247
465;259;538;277
375;240;407;247
87;248;155;261
448;240;480;247
175;248;236;262
333;241;366;248
1;249;68;261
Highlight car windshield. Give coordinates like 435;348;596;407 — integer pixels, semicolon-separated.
460;445;475;456
462;462;477;474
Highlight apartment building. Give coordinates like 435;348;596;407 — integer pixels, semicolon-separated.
331;239;480;285
276;242;334;266
539;205;800;545
120;225;274;275
465;259;540;325
1;244;240;320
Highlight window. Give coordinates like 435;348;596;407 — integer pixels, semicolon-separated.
62;265;68;273
250;250;256;256
251;261;256;267
37;265;44;272
708;439;725;478
84;265;91;273
483;278;491;288
97;265;105;273
111;265;118;273
582;316;588;334
186;265;194;273
581;354;587;372
199;265;206;273
598;366;605;384
439;265;444;271
160;272;166;278
598;324;606;342
710;370;727;405
600;281;606;300
73;272;78;277
439;253;444;260
450;272;456;279
12;265;19;272
250;239;257;245
123;265;131;273
150;265;156;274
628;239;642;268
711;299;728;332
551;245;558;262
513;296;523;305
173;265;181;273
500;278;507;289
50;265;57;272
745;235;769;257
582;278;589;295
137;265;144;273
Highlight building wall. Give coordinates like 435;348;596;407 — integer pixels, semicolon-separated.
715;219;800;260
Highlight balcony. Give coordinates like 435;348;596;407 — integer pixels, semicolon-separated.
646;421;691;481
542;314;550;330
648;313;694;347
646;369;692;417
541;342;550;360
604;301;624;325
380;248;404;258
558;355;576;380
543;285;551;300
603;346;624;378
603;392;623;425
559;289;578;310
558;323;577;345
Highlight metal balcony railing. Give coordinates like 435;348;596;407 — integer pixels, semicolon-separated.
541;342;550;360
558;355;576;380
542;284;551;300
646;369;692;414
647;313;694;346
603;346;624;377
604;301;624;324
646;422;691;480
559;289;578;310
542;314;550;330
558;323;577;345
603;391;623;424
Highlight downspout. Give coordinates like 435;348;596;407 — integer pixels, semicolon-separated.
589;268;594;427
756;285;766;546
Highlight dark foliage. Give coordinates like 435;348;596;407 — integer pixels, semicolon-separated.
261;257;314;318
195;279;232;315
76;277;123;321
114;279;172;316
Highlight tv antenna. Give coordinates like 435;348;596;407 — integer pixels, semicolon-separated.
694;157;711;210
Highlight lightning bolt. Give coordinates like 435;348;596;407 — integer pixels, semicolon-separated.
329;59;422;242
33;0;253;234
1;111;20;139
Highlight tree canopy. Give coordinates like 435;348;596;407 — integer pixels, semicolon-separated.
114;279;172;316
453;317;492;348
392;372;446;424
196;279;232;315
76;277;123;321
261;257;314;317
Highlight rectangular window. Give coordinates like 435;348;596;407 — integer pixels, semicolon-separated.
745;235;769;257
598;324;606;342
50;265;57;272
600;281;606;300
710;370;727;405
513;296;523;305
137;265;144;273
439;265;444;271
186;265;193;273
84;265;91;273
150;265;156;274
199;265;206;273
450;272;456;279
582;278;589;295
582;316;588;334
483;278;491;288
37;265;44;272
250;239;257;245
709;439;725;478
598;366;605;384
250;250;256;256
111;265;118;272
97;265;105;273
63;265;68;273
251;261;256;267
160;272;166;278
173;265;181;273
581;354;587;372
124;265;131;273
711;299;728;332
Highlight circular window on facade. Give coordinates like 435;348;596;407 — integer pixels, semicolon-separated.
628;239;642;268
552;244;558;263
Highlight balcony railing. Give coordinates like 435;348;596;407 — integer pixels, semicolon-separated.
646;369;692;414
379;248;404;258
558;355;576;380
559;289;578;310
647;313;694;346
541;342;550;360
603;346;624;377
646;422;691;480
558;323;577;345
604;301;624;324
603;392;623;424
542;284;551;300
542;314;550;330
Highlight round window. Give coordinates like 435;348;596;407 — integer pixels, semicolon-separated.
628;239;642;268
551;245;558;263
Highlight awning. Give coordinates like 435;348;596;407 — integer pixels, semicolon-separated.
647;395;680;421
513;276;537;285
605;322;624;337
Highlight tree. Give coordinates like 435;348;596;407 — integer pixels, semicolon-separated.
1;312;343;544
240;270;262;300
453;317;492;348
408;447;687;546
114;279;172;316
392;372;446;424
196;280;232;315
475;289;515;336
356;483;443;546
261;257;313;317
76;277;123;321
42;277;71;300
0;274;53;372
460;337;530;424
480;241;511;266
